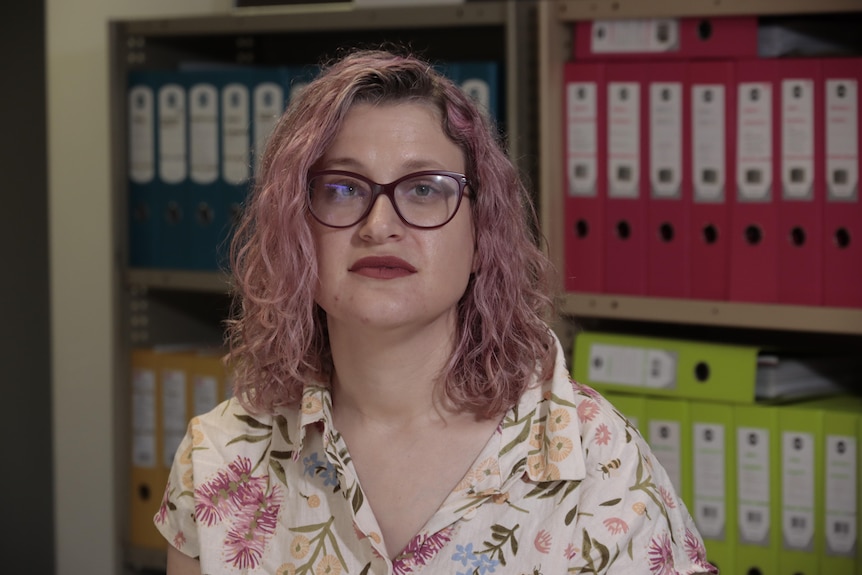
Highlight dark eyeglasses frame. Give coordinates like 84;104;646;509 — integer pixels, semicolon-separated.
307;169;472;229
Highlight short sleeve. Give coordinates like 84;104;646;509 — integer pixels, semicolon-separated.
570;384;717;574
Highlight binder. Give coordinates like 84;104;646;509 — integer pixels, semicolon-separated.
573;16;758;61
646;61;689;298
563;62;606;293
155;74;191;269
604;63;648;295
822;57;862;309
127;71;159;268
191;347;227;418
129;347;167;551
799;396;860;574
186;73;223;271
645;397;692;508
690;400;736;574
160;351;191;470
688;60;734;301
251;67;287;173
455;61;502;126
220;72;254;252
778;58;824;305
734;403;781;575
778;404;823;575
602;390;647;434
730;59;780;303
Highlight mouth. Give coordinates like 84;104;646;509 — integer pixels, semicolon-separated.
349;256;417;279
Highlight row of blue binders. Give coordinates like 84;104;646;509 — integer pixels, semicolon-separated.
127;61;502;271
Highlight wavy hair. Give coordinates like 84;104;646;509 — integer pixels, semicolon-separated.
227;48;556;418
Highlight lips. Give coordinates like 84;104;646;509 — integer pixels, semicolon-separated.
349;256;417;279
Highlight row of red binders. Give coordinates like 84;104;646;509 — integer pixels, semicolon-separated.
563;39;862;308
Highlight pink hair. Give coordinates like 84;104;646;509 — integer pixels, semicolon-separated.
227;49;556;418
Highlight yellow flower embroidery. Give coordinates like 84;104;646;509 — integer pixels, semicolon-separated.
527;454;560;480
315;555;342;575
182;468;194;491
369;532;382;544
276;564;297;575
529;423;545;450
548;436;574;462
301;396;323;414
492;492;510;504
306;494;321;508
547;408;572;432
290;535;311;559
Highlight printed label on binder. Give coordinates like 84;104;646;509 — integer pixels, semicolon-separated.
158;84;187;184
189;84;219;185
650;82;683;199
737;427;771;545
161;368;187;468
694;423;727;539
128;85;155;184
131;367;157;468
608;82;641;199
825;434;857;556
567;82;598;197
737;82;773;202
825;78;859;202
781;431;815;550
781;79;815;200
692;84;726;202
222;83;251;186
650;420;682;494
588;344;677;389
591;19;679;54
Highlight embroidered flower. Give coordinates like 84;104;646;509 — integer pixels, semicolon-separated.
173;531;186;549
684;528;716;572
395;527;455;574
547;408;571;431
534;529;552;554
594;423;611;446
647;532;675;575
547;436;574;462
659;486;677;509
301;396;323;414
529;423;545;450
570;377;602;400
290;535;311;559
564;543;579;560
276;564;297;575
577;400;600;423
602;517;629;535
527;453;560;481
315;555;342;575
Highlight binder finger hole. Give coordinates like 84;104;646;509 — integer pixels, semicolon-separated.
744;225;762;246
834;227;851;249
138;483;151;501
165;201;183;225
197;202;214;226
702;224;718;245
697;19;713;41
659;222;674;243
790;226;806;247
694;361;710;382
615;220;631;240
746;569;763;575
575;218;589;239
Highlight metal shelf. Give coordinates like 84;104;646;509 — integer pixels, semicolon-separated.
126;269;231;293
552;0;862;21
558;293;862;335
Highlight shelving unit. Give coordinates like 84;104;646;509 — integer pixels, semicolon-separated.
537;0;862;344
110;2;537;571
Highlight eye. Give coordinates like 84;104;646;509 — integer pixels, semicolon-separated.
315;176;369;202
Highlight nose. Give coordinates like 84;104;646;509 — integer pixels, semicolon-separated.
357;193;404;241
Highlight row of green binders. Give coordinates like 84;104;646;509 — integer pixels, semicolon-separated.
573;330;861;575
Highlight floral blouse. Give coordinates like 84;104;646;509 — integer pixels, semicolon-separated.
155;337;717;575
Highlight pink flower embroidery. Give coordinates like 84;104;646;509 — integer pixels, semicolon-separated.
659;486;677;509
594;423;611;446
393;527;454;574
647;532;675;575
534;529;552;554
564;543;579;560
173;531;186;549
154;480;171;525
577;400;600;423
602;517;629;536
684;529;717;572
570;377;602;400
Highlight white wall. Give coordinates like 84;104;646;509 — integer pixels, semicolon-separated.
47;1;230;573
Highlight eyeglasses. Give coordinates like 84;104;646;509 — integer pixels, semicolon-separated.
307;170;471;229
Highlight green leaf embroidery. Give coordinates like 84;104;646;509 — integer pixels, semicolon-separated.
599;498;621;507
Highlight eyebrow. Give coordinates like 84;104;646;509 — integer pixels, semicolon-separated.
323;156;453;174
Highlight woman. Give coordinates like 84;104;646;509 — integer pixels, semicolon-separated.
156;49;716;575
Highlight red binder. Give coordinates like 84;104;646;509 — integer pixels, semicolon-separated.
563;62;607;293
777;58;824;305
822;57;862;308
646;61;690;298
604;62;648;296
573;16;757;61
729;59;780;304
688;60;735;301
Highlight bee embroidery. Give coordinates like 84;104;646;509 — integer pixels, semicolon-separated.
598;458;621;478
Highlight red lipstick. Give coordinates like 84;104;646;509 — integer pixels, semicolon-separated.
349;256;417;279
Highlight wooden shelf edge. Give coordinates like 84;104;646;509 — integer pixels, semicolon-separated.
126;269;232;293
553;0;862;20
558;293;862;335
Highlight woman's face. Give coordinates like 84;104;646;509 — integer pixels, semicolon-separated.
310;101;476;336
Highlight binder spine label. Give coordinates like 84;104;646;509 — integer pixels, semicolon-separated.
608;82;641;199
131;367;157;468
128;85;155;184
588;343;677;389
189;83;219;185
222;83;251;186
567;82;598;197
649;419;682;495
193;374;219;417
825;78;859;202
253;82;285;170
692;84;726;203
650;82;683;199
825;434;857;556
737;426;771;545
161;368;187;468
781;431;815;550
693;423;727;539
781;79;815;201
590;19;679;54
157;84;188;184
737;82;773;202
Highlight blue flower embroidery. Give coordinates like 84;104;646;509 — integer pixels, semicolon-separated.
302;452;339;488
452;543;499;575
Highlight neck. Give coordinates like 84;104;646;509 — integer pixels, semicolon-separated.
327;318;459;426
